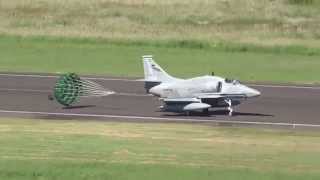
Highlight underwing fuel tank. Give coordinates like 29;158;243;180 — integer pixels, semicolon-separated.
183;103;211;111
161;102;211;112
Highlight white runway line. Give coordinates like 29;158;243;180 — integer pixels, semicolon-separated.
249;84;320;90
0;88;150;97
0;88;51;93
0;73;320;90
0;109;319;128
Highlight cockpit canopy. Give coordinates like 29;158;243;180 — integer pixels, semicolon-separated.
225;78;240;85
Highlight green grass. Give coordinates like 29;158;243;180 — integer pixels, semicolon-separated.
0;35;319;84
0;118;319;180
0;0;320;48
0;0;320;84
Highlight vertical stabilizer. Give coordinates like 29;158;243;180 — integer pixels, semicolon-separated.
143;55;179;83
142;55;181;92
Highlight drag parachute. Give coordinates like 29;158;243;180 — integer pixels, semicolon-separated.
53;73;114;106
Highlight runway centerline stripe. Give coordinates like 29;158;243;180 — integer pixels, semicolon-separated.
0;109;319;128
0;73;319;90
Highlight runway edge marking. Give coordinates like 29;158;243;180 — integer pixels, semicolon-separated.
0;73;137;82
0;109;319;128
0;73;319;90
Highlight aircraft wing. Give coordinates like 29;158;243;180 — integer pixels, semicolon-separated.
160;94;246;112
195;93;246;100
162;93;246;103
196;94;223;99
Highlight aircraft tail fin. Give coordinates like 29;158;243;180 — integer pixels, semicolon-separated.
142;55;180;92
143;55;178;82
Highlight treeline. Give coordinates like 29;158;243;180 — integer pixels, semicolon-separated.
287;0;314;4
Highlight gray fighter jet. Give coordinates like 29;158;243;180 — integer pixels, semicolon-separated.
143;55;261;116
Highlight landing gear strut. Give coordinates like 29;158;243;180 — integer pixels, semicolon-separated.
224;99;233;116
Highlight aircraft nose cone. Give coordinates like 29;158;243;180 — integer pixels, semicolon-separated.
149;86;161;97
247;87;261;98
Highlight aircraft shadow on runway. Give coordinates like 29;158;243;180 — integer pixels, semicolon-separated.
162;110;274;117
215;110;274;117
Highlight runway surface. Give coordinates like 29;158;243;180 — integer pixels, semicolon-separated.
0;73;319;128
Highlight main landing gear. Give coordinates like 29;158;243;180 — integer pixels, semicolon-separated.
224;99;233;116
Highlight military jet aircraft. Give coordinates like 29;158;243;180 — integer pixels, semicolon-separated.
143;55;261;116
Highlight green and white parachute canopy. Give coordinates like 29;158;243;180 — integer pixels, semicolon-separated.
53;73;114;106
